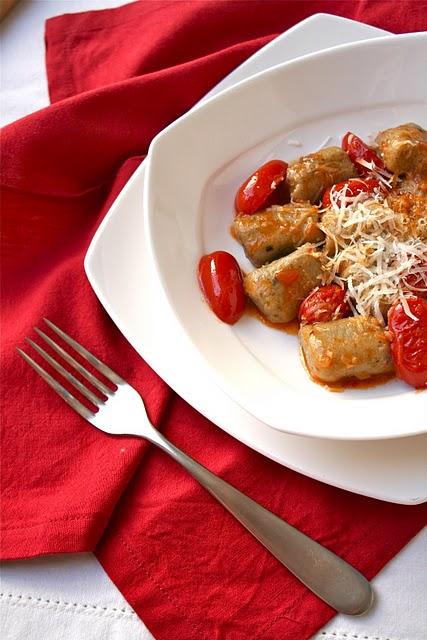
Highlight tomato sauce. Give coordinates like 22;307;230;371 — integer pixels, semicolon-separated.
245;300;299;335
319;371;396;393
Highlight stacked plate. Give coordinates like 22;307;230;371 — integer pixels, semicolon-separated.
85;14;427;505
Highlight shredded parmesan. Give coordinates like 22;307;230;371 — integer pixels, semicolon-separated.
316;136;332;151
319;189;427;324
356;158;394;190
287;139;303;147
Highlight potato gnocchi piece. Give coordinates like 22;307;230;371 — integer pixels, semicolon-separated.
287;146;358;203
376;123;427;175
244;244;325;323
232;202;324;267
299;316;394;383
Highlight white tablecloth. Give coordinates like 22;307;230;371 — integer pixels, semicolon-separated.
1;532;426;640
1;2;426;639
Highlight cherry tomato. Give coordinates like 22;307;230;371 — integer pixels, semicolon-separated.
388;296;427;389
299;285;350;324
198;251;245;324
342;131;387;176
235;160;288;215
402;262;427;297
322;177;382;208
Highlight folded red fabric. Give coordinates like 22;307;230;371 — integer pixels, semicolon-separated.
1;1;427;638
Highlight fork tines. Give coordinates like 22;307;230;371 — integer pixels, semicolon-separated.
17;319;124;419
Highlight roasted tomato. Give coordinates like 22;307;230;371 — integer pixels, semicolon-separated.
235;160;288;215
198;251;245;324
299;285;350;324
342;132;387;176
402;262;427;297
388;296;427;389
322;177;383;208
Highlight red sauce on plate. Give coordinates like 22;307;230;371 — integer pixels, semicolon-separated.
317;371;396;393
245;300;299;335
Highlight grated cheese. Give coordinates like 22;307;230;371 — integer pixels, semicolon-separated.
315;136;332;151
356;158;394;190
319;187;427;324
287;139;303;147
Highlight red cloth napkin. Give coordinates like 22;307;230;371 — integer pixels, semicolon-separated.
1;1;427;638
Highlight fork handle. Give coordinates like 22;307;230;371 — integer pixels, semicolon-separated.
148;429;372;615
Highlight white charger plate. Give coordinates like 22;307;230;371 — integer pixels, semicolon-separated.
85;15;427;502
145;31;427;441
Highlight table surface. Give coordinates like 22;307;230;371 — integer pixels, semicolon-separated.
1;2;426;639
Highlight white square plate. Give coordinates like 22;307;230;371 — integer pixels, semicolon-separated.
85;15;427;502
145;32;427;441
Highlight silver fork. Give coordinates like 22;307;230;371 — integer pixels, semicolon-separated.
18;318;373;615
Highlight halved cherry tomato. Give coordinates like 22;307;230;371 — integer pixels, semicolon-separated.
322;177;383;208
342;131;387;176
235;160;288;215
198;251;245;324
388;296;427;389
402;262;427;297
299;285;350;324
